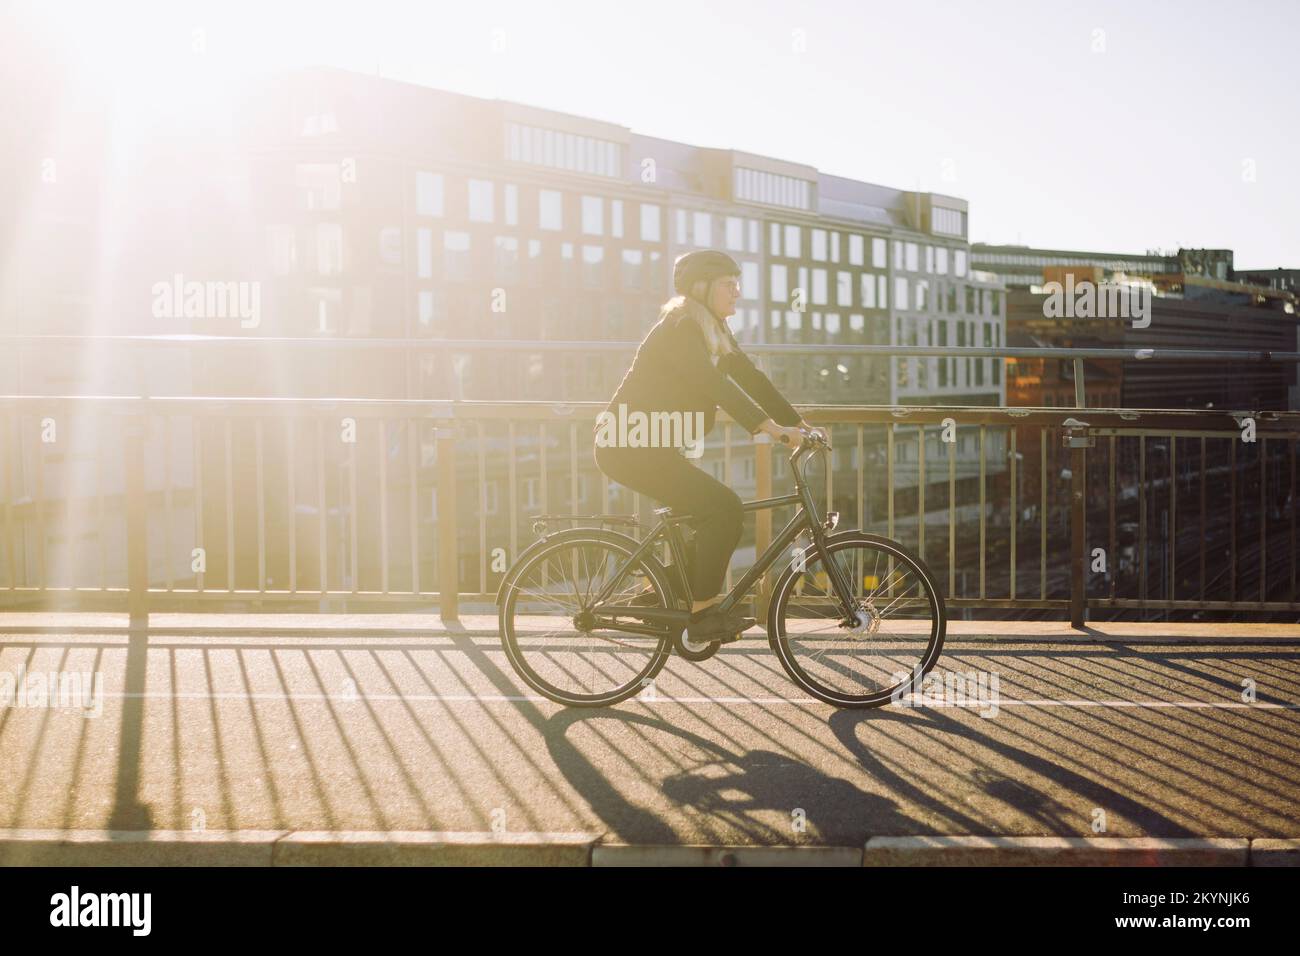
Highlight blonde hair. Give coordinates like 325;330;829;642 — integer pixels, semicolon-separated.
664;278;737;358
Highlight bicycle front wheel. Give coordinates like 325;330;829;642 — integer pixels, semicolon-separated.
500;532;674;707
767;531;946;708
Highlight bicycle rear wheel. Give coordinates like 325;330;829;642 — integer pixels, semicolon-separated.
767;531;945;708
500;532;673;707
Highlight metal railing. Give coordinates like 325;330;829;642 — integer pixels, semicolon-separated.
3;393;1299;626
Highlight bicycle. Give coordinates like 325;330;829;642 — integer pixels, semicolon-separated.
495;428;946;709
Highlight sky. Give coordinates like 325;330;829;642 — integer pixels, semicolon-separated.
16;0;1300;267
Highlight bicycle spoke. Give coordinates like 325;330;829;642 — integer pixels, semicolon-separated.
774;536;942;704
502;535;670;704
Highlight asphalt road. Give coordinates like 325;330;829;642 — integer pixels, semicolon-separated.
1;614;1298;846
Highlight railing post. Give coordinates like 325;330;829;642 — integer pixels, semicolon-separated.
753;434;773;619
124;414;149;626
1063;418;1093;628
435;422;459;624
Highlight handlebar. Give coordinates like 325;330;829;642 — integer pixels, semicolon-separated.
778;425;831;451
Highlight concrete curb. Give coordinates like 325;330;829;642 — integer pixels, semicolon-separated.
593;844;862;866
273;831;598;866
0;829;598;867
1248;839;1300;866
2;831;1294;866
863;836;1251;866
0;829;289;866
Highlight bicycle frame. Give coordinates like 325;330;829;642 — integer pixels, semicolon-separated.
586;436;859;631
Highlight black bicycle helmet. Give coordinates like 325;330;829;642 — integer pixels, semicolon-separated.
672;250;741;296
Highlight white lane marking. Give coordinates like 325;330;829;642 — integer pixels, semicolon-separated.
5;692;1297;708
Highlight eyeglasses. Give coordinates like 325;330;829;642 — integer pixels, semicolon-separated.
716;279;742;293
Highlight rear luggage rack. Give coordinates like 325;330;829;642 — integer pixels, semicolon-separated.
529;513;641;535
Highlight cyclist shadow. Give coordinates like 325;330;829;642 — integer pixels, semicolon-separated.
541;708;913;845
826;706;1198;837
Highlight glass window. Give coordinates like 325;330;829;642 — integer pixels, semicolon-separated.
581;245;603;287
906;242;919;272
925;245;934;273
860;273;876;308
693;211;711;247
770;263;788;301
611;199;623;238
621;249;643;289
494;235;519;283
297;163;341;211
849;234;864;266
873;237;888;269
877;274;888;308
582;195;603;235
748;219;759;253
504;184;518;226
417;227;432;278
416;171;444;216
831;231;840;263
444;231;471;280
784;224;801;258
741;261;759;300
418;290;435;328
539;190;563;230
837;271;852;306
936;246;948;274
468;179;494;223
676;209;687;244
955;250;967;277
640;203;660;242
812;268;828;305
726;216;744;251
811;229;827;261
895;276;909;310
893;240;904;268
769;222;781;256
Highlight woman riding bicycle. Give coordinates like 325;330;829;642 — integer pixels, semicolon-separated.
594;250;826;644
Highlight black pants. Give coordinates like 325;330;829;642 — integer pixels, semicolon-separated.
593;442;743;600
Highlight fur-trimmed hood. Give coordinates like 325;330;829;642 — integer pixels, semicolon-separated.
660;294;736;358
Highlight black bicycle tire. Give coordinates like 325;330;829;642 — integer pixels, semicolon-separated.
500;532;674;707
766;531;947;708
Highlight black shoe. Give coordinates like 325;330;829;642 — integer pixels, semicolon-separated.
688;606;755;642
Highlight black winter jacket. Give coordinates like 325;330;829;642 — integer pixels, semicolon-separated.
602;295;803;438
